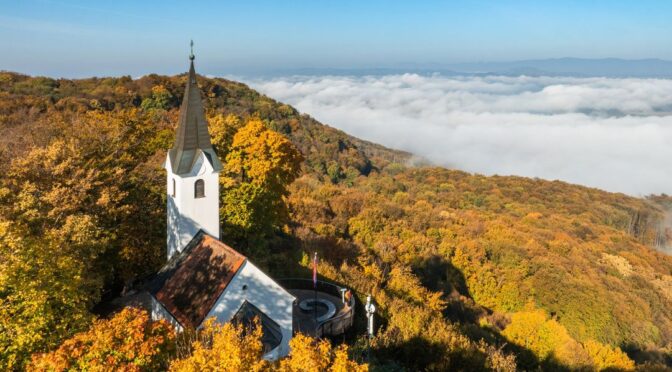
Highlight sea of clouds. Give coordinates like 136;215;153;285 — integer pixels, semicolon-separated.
247;74;672;196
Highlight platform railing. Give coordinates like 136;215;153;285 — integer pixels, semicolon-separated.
277;278;355;337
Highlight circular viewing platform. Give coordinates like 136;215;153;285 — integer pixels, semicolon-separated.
277;279;355;338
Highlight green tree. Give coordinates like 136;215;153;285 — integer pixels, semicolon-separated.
140;85;174;111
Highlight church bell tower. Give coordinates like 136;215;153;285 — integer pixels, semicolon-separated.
165;43;222;260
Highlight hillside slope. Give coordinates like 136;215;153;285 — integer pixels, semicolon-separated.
1;71;671;370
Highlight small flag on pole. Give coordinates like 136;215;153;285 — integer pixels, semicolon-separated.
312;252;318;288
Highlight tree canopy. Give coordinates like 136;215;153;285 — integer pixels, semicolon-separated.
29;308;175;371
170;319;367;372
1;71;671;370
219;117;303;240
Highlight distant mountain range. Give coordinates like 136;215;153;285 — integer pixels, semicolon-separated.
242;58;672;78
446;58;672;78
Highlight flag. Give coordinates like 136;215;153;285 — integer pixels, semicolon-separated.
312;252;318;288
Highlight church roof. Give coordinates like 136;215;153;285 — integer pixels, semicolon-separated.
168;56;223;175
146;231;246;328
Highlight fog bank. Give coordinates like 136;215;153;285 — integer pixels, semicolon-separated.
248;74;672;196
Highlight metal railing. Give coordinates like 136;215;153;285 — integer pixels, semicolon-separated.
277;278;355;337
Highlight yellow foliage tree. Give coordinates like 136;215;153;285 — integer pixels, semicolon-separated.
502;308;570;360
583;340;635;371
225;117;303;194
502;307;635;370
171;321;366;372
278;334;367;372
221;117;303;238
0;216;106;371
209;113;242;157
170;319;268;372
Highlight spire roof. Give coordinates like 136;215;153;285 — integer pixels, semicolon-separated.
168;51;223;175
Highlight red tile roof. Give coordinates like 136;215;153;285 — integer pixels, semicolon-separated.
151;233;246;328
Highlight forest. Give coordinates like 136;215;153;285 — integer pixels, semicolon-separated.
1;70;671;371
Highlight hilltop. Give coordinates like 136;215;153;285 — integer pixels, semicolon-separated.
1;70;671;370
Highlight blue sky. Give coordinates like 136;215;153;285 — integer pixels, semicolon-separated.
1;0;672;77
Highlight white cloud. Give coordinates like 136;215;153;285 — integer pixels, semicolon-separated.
247;74;672;196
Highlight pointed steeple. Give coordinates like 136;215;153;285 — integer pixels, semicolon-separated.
168;44;222;175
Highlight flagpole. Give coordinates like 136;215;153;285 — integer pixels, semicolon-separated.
313;251;318;337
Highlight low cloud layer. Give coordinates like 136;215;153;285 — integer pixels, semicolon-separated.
248;74;672;196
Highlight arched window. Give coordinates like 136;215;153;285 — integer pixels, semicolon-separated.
194;179;205;198
172;179;176;197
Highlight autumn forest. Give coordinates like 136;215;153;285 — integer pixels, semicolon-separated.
1;70;672;371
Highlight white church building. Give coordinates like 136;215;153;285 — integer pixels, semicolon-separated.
144;51;295;359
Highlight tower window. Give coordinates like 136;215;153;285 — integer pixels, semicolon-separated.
172;179;176;197
194;179;205;198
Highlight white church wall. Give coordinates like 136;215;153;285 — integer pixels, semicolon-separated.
204;261;295;360
149;295;184;333
166;152;220;260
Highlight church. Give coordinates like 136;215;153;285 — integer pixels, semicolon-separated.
143;51;296;360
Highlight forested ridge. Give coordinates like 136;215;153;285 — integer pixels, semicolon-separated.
1;70;671;371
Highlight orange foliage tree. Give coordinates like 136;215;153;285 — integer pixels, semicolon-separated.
30;308;175;371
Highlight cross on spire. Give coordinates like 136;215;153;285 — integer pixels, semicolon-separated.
189;40;195;61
